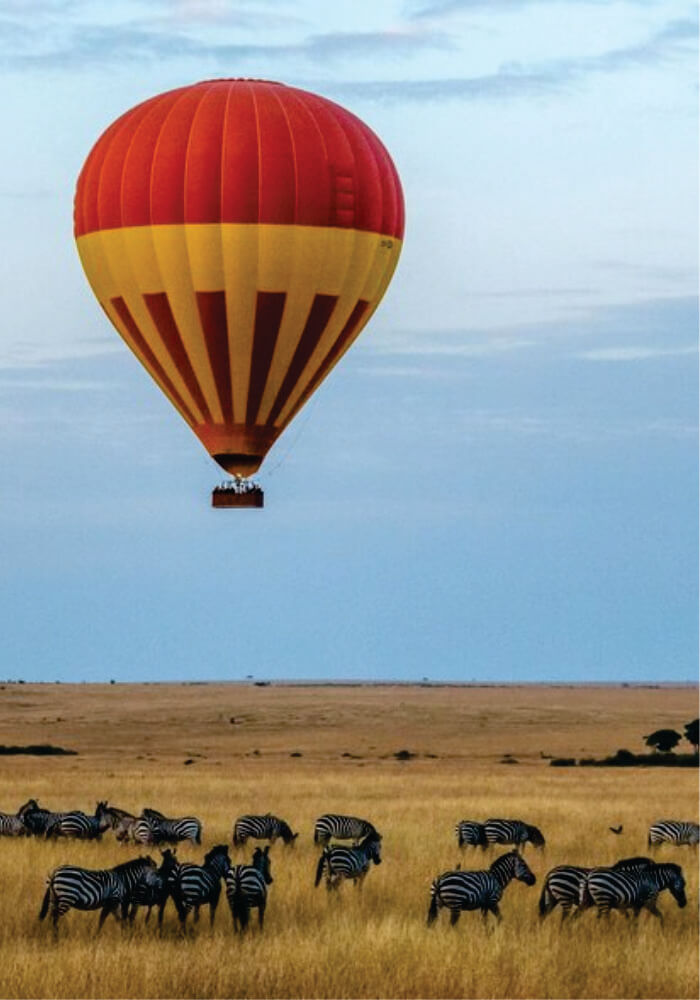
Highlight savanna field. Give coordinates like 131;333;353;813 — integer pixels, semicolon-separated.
0;682;697;999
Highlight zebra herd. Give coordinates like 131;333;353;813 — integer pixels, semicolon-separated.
1;800;696;936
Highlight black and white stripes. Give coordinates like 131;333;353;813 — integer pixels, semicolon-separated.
648;820;699;848
226;846;274;930
428;851;536;925
233;814;298;848
39;857;157;930
314;814;379;846
579;862;687;919
314;831;382;890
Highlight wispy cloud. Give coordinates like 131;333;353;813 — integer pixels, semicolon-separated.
408;0;660;17
575;345;697;362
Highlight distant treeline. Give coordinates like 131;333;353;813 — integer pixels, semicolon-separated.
551;749;698;768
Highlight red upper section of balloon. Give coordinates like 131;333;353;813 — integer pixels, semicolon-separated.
74;79;405;240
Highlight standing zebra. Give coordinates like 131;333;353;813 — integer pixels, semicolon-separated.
18;800;61;836
579;862;687;920
314;830;382;891
96;803;138;843
226;846;273;930
455;820;488;849
124;849;179;925
169;844;230;928
233;814;298;848
428;850;536;926
45;802;110;841
314;813;379;846
0;805;28;836
39;857;156;932
133;808;202;846
538;857;654;921
484;818;545;852
648;820;700;848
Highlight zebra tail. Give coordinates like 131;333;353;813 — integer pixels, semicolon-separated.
427;884;439;925
314;852;327;888
39;885;51;921
232;888;250;930
579;879;593;909
538;884;552;917
195;826;202;845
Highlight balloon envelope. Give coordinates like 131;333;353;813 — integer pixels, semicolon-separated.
74;79;405;477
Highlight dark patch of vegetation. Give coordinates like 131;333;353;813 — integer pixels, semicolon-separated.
289;751;302;757
394;749;416;760
183;758;195;765
0;744;77;756
644;729;682;753
551;749;698;768
550;757;576;767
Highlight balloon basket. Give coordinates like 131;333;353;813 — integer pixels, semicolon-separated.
212;483;264;509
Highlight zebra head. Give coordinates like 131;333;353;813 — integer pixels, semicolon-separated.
159;848;179;881
526;824;546;849
252;845;274;884
204;844;231;877
278;820;299;845
657;863;687;908
94;801;112;833
361;831;382;866
491;851;536;887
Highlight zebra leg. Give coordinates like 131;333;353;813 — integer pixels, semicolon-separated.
193;905;200;923
97;901;119;932
209;888;221;927
643;900;664;923
258;899;266;930
449;909;461;926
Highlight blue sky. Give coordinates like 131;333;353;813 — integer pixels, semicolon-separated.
0;0;696;682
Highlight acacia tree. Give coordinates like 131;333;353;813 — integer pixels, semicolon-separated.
684;718;699;753
644;729;682;753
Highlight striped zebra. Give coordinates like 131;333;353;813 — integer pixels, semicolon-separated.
314;830;382;891
133;808;202;846
428;850;536;926
233;813;298;848
96;803;138;843
484;818;546;852
18;799;60;836
579;862;687;920
313;813;378;846
225;845;273;930
648;820;700;848
39;856;156;932
538;857;654;921
0;805;28;837
124;849;179;925
45;802;110;841
455;820;488;849
169;844;230;927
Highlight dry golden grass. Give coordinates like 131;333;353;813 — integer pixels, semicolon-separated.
0;683;697;998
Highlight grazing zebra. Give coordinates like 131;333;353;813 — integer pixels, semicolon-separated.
169;844;230;927
0;805;28;837
579;862;687;920
226;846;273;930
314;830;382;891
96;803;138;843
455;820;488;849
133;808;202;846
648;820;700;848
39;857;156;932
538;858;654;921
428;850;536;926
313;813;378;846
483;818;546;852
124;849;179;925
45;802;110;841
233;813;298;848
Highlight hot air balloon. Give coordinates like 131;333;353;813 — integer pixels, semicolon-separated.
74;79;405;507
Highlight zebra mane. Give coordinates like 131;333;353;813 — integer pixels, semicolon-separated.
111;856;156;875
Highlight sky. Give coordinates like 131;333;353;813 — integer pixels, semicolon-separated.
0;0;697;683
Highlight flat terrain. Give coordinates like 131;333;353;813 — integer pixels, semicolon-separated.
0;683;697;999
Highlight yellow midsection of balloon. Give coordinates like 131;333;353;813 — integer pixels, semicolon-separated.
76;224;402;434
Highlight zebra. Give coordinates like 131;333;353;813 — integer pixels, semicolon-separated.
455;820;488;849
483;818;545;852
0;805;28;837
579;862;687;920
133;808;202;846
314;830;382;891
39;856;156;932
45;802;111;841
95;803;138;843
538;857;655;921
428;850;536;926
233;813;298;848
225;845;273;930
169;844;230;928
18;799;61;836
313;813;379;846
648;820;700;848
124;849;179;925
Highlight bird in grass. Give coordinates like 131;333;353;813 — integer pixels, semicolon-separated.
609;825;623;835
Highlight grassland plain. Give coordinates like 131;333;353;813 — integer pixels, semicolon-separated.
0;683;697;999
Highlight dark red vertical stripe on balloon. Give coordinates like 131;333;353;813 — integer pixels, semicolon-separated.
143;292;213;423
246;292;287;425
109;297;197;426
266;293;339;426
287;299;370;423
196;291;234;423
